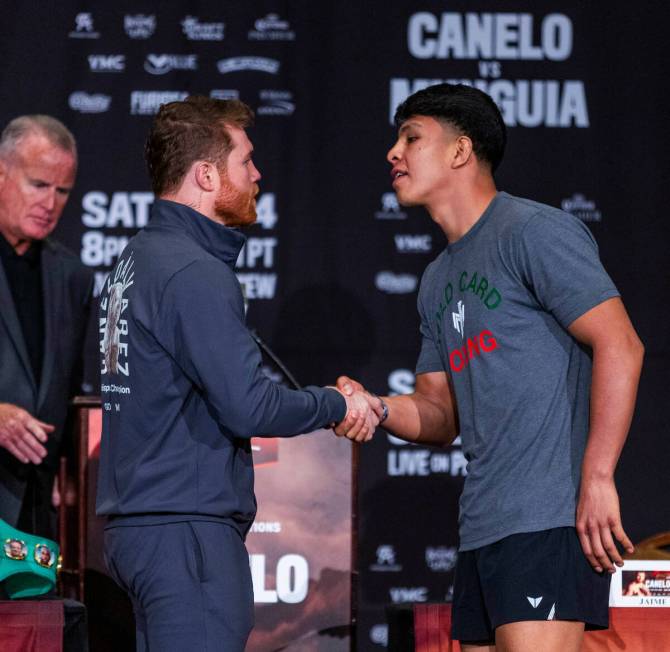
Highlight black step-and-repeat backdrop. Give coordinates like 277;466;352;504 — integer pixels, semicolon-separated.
1;3;668;650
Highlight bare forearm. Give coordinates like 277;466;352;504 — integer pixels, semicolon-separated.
582;333;644;480
384;393;458;446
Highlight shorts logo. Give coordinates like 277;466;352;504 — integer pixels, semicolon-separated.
547;602;556;620
527;596;543;608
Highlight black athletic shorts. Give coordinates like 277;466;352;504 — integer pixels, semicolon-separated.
451;527;611;644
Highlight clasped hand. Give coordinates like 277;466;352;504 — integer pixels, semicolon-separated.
331;377;382;443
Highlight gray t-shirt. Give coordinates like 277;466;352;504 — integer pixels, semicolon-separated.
416;192;619;551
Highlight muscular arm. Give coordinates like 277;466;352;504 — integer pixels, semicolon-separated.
569;297;644;572
336;371;459;447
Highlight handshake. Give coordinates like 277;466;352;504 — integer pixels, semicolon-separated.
331;376;386;443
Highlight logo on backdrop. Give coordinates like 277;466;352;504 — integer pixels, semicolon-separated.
389;587;428;603
370;545;402;572
130;91;188;115
248;13;296;41
124;14;156;39
181;16;225;41
375;271;417;294
561;193;602;222
100;253;135;377
369;624;389;647
425;546;458;572
390;12;589;127
69;92;111;114
257;90;295;117
210;89;239;100
375;192;407;220
144;54;198;75
69;12;100;39
217;57;280;75
88;55;126;73
394;233;432;253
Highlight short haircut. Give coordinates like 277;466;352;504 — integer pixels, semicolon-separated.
0;115;77;161
394;83;506;173
145;95;254;196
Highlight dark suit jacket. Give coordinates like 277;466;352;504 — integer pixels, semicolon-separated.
0;237;93;527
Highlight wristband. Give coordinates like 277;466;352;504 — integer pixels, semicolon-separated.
378;397;389;424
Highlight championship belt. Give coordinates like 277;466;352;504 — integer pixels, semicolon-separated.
0;518;60;598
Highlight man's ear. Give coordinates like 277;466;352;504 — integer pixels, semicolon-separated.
451;135;474;169
194;161;217;191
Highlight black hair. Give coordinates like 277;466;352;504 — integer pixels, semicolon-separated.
394;83;506;173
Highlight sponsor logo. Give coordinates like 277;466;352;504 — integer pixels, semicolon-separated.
88;55;126;73
394;233;432;252
390;587;428;603
124;14;156;39
217;57;280;75
69;12;99;39
452;300;465;338
181;16;225;41
375;192;407;220
257;90;295;117
375;271;418;294
249;13;296;41
370;545;402;572
210;89;239;100
130;91;188;115
425;546;458;572
561;193;602;222
69;92;111;114
144;53;198;75
370;624;388;647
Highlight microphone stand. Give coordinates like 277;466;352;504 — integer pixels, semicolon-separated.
249;328;302;391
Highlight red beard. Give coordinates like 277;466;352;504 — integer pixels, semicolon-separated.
214;176;258;227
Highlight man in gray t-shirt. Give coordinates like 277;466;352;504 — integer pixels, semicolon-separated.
335;84;644;652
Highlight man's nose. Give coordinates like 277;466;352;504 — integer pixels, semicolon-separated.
41;187;56;211
387;141;401;164
251;162;261;183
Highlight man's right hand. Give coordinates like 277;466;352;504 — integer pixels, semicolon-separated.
331;387;382;443
0;403;53;464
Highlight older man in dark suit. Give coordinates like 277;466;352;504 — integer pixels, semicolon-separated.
0;115;92;540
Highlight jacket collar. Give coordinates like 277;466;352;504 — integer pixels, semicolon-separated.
148;199;246;267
